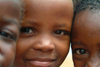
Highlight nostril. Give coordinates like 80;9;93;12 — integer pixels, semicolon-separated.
85;64;89;67
35;44;55;52
33;42;55;52
33;37;55;52
42;45;54;52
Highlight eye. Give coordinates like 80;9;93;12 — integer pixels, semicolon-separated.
0;31;16;41
73;48;88;55
20;27;33;34
20;27;37;37
54;30;70;36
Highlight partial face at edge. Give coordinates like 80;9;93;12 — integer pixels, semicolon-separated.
0;1;21;67
71;9;100;67
15;0;73;67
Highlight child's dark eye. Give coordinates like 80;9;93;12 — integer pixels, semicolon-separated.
20;27;33;34
72;48;89;60
20;27;37;37
54;30;70;36
0;31;16;41
73;48;88;55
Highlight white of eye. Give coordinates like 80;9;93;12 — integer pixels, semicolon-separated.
28;29;33;33
76;50;81;55
60;32;64;35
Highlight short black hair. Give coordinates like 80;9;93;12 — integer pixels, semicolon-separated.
71;0;100;42
73;0;82;8
75;0;100;14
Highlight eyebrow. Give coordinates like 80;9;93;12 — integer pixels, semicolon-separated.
71;41;86;46
23;20;40;25
56;24;71;31
55;23;71;29
58;22;71;27
55;24;67;27
1;16;20;28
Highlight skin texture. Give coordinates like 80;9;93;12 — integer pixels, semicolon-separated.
71;9;100;67
14;0;73;67
0;0;21;67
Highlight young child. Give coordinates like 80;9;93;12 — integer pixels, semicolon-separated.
71;0;100;67
14;0;74;67
0;0;23;67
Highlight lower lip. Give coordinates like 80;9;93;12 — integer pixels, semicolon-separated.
29;60;52;67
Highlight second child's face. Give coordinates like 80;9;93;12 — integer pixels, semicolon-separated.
0;1;21;67
71;9;100;67
15;0;73;67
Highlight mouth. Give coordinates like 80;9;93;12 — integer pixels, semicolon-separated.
24;58;56;67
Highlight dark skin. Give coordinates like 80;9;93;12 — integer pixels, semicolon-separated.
14;0;73;67
0;1;21;67
71;9;100;67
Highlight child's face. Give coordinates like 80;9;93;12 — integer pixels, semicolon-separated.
71;9;100;67
15;0;73;67
0;1;21;67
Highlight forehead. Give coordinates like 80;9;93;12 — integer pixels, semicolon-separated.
25;0;73;20
0;0;20;20
72;9;100;44
0;0;21;27
74;9;100;34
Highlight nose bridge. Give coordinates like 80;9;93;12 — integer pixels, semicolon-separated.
34;34;55;52
86;53;100;67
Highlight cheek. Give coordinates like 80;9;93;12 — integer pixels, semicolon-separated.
0;41;16;57
73;58;86;67
56;38;70;61
16;38;34;57
0;42;16;66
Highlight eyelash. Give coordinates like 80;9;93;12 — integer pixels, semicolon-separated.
54;30;70;36
0;30;16;41
20;27;36;35
73;48;88;55
20;27;69;38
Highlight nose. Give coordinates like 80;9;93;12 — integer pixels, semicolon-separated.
86;54;100;67
33;35;55;52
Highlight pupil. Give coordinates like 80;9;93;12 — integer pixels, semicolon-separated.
25;28;30;32
21;28;31;33
0;31;16;41
56;30;61;34
0;32;8;37
80;49;86;54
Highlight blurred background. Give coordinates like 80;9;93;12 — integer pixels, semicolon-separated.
60;47;74;67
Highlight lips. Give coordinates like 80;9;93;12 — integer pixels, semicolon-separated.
25;58;56;67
